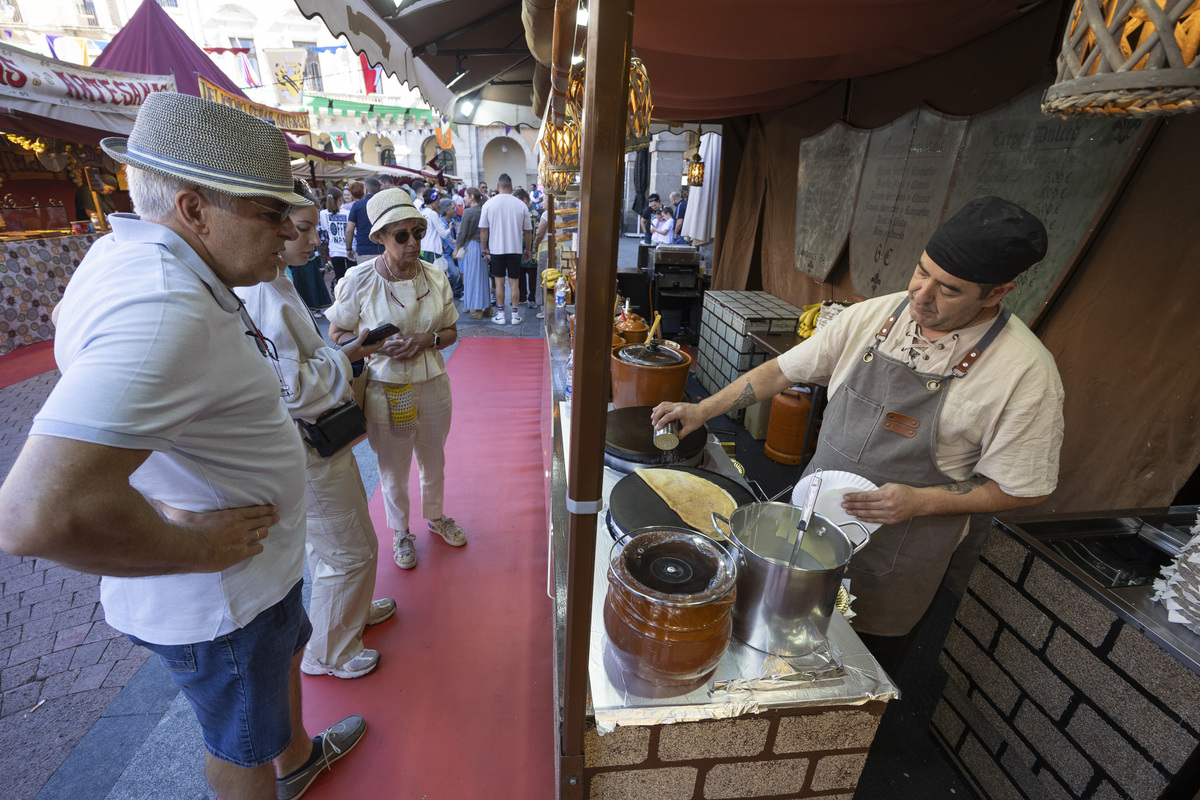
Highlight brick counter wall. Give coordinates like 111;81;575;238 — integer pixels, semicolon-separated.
585;705;885;799
932;527;1200;799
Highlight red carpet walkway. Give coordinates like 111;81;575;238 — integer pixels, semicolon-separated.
299;337;556;800
0;340;56;389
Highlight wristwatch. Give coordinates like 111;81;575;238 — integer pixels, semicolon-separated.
432;332;441;348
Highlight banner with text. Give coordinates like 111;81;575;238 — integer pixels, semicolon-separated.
0;41;174;114
196;77;311;134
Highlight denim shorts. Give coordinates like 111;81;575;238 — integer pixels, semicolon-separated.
128;580;312;767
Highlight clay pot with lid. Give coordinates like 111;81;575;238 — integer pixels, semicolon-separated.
611;341;692;409
604;526;737;686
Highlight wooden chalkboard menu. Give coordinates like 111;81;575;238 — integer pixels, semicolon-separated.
793;123;869;280
848;108;967;298
943;87;1151;325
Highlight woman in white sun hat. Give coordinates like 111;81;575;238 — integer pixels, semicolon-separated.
326;188;465;571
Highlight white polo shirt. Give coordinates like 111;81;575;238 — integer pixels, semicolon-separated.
33;215;307;645
478;192;532;254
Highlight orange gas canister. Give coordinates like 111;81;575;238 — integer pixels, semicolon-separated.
764;386;816;465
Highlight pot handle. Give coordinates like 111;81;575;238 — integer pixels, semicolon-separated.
711;511;730;537
841;520;873;554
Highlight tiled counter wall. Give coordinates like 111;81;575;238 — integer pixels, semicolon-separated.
932;527;1200;799
584;705;885;800
697;292;802;422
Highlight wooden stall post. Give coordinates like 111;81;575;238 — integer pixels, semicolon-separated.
559;0;635;796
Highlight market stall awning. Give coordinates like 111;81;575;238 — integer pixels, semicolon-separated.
308;0;1043;121
291;158;458;185
0;42;175;143
292;0;455;117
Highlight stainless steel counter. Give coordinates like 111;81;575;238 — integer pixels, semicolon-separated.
994;505;1200;676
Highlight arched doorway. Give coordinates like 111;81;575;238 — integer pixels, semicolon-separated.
481;136;528;189
361;134;396;166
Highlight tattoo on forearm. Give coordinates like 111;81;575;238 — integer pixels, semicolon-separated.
939;475;989;495
730;380;758;411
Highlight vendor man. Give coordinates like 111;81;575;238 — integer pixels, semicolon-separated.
652;196;1064;674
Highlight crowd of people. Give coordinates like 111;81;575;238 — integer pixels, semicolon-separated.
293;172;548;327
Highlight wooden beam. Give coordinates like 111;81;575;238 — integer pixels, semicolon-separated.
559;0;634;795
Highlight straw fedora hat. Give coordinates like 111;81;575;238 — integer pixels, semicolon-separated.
100;92;311;207
368;188;425;243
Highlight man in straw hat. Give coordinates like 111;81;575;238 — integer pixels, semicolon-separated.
652;196;1065;679
0;92;366;800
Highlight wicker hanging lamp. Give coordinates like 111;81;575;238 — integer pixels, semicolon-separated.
1042;0;1200;118
625;53;653;152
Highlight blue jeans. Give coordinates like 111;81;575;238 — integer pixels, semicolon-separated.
128;580;312;767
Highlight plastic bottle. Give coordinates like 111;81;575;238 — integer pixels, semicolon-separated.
555;277;567;307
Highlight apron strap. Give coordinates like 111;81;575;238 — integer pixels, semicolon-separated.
951;307;1011;378
874;297;910;343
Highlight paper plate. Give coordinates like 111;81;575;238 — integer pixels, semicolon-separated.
791;470;881;536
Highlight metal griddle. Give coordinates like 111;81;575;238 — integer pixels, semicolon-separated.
604;406;707;473
606;465;756;541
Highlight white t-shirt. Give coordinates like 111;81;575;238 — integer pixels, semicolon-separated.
32;215;307;645
321;208;349;259
478;192;532;254
420;205;447;255
776;291;1064;497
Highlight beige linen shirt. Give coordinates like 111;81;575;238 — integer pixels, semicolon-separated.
326;257;460;385
776;292;1064;497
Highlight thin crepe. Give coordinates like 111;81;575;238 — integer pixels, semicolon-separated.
635;467;736;539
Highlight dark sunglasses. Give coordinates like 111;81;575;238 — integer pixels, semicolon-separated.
391;226;427;245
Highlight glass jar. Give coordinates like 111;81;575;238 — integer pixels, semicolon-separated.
603;526;737;686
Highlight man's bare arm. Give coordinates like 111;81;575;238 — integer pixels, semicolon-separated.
651;359;794;438
840;475;1048;525
0;435;278;576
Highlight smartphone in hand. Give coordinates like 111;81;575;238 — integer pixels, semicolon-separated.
363;323;399;345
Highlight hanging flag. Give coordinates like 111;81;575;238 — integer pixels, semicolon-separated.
236;52;261;88
505;125;512;135
359;52;382;95
328;131;351;152
264;48;307;105
435;121;452;150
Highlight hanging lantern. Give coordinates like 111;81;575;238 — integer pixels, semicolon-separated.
1042;0;1200;118
686;153;705;187
625;54;653;153
543;168;578;196
541;116;581;173
566;61;586;124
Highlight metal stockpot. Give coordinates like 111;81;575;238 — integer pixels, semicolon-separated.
712;502;870;656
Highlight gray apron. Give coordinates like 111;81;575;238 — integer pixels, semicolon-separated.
803;298;1010;636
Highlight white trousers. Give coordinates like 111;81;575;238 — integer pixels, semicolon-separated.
364;375;453;535
303;443;380;668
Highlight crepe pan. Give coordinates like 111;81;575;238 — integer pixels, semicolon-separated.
606;465;756;542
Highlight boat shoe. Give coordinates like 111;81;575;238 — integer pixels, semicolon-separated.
429;516;467;546
276;714;367;799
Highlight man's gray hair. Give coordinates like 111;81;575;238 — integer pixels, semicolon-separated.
439;198;454;214
126;167;239;221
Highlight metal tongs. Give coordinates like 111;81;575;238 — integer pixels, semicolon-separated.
788;469;823;568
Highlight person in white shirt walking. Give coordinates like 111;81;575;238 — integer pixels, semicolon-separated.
478;173;532;325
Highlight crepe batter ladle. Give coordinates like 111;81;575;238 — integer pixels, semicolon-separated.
788;469;823;568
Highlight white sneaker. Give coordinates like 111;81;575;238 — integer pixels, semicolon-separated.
511;309;523;324
492;310;506;324
367;598;396;625
428;516;467;546
300;649;380;679
393;530;417;569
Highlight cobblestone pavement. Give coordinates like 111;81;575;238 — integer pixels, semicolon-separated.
0;371;151;800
